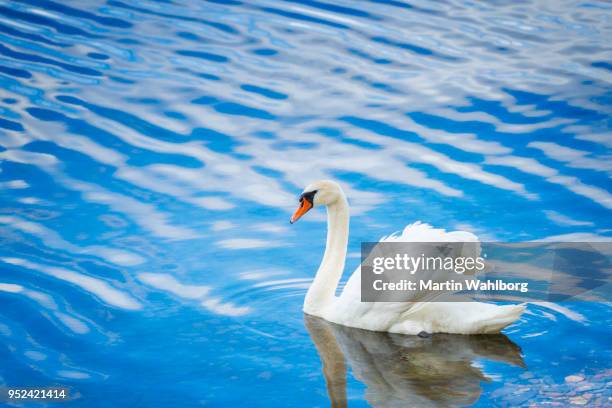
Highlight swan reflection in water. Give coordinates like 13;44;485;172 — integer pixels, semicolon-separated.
305;315;525;408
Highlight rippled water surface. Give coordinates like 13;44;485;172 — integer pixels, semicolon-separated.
1;0;611;406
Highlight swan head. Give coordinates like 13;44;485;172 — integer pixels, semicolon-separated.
290;180;344;224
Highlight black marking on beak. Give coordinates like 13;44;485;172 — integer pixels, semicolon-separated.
298;190;317;205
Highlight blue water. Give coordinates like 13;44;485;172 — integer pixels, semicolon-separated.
0;0;611;406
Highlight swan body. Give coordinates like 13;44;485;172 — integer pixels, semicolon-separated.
291;180;525;335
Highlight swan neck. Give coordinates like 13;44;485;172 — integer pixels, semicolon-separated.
304;197;349;315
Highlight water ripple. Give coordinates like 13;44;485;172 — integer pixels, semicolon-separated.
0;0;610;405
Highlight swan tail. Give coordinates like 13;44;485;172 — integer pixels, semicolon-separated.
479;303;526;334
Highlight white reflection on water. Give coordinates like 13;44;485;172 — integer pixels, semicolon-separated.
0;280;91;335
0;179;29;189
0;215;144;267
484;153;612;210
138;273;251;316
544;210;594;227
0;283;23;293
54;313;89;335
528;141;612;175
541;232;612;242
216;238;286;250
2;257;142;310
0;147;198;240
529;302;586;323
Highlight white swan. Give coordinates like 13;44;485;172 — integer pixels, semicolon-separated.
290;180;525;335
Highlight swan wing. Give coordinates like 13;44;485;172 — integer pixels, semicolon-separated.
380;221;478;244
344;222;479;302
335;223;483;328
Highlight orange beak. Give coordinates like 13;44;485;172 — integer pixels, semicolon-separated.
290;199;312;224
